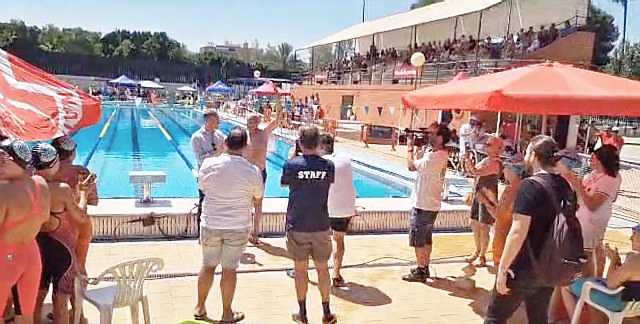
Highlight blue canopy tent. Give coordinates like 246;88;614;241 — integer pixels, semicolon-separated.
108;75;138;87
206;81;233;94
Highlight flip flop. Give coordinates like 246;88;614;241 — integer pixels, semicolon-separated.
220;311;245;323
193;311;207;321
292;313;309;324
322;314;338;324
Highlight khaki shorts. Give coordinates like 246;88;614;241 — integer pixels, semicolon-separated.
286;230;332;262
200;227;250;270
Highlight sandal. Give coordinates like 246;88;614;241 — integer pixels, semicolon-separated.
473;256;487;267
292;313;309;324
220;311;245;323
323;313;338;324
464;254;479;263
193;311;207;321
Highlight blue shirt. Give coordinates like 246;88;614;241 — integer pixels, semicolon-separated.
281;155;335;232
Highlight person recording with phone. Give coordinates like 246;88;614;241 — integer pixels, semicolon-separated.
402;125;450;282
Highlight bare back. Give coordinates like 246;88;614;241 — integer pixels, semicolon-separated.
245;129;269;170
0;176;50;244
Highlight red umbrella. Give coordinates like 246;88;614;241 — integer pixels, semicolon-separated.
249;81;280;95
0;49;101;141
402;62;640;116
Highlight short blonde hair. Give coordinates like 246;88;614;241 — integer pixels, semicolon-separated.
247;113;261;123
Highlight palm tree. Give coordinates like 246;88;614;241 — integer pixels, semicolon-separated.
610;0;629;55
276;42;293;71
410;0;444;10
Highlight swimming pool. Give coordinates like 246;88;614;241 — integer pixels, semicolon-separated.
72;104;412;198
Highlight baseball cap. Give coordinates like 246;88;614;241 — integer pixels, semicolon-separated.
612;127;620;132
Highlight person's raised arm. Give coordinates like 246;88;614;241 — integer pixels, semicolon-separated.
407;137;417;171
466;157;500;177
264;112;280;134
558;166;609;212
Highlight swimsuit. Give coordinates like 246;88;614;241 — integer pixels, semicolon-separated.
0;181;44;317
37;209;77;295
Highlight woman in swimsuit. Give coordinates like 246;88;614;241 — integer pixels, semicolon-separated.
51;135;98;275
0;139;51;324
31;143;93;324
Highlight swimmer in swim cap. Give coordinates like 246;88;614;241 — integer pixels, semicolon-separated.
51;135;77;162
0;139;33;180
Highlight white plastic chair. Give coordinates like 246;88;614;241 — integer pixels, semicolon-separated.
571;280;640;324
74;257;164;324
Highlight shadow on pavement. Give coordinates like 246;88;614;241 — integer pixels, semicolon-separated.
331;281;393;306
254;241;292;261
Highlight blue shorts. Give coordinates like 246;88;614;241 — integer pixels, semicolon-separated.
409;208;438;247
570;278;626;312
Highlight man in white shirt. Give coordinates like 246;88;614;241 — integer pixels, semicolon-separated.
319;133;357;288
194;126;263;323
402;125;450;282
190;109;226;231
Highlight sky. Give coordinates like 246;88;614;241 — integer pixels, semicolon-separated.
0;0;637;52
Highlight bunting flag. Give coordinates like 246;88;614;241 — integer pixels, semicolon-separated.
364;106;370;115
389;107;396;115
377;106;383;116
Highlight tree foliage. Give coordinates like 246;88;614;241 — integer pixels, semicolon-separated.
585;4;619;66
606;41;640;80
410;0;444;10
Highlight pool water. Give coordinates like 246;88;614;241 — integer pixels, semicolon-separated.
73;104;411;198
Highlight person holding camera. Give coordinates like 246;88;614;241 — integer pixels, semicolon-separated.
402;125;451;282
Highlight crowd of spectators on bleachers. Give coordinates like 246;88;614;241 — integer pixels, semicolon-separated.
316;20;578;74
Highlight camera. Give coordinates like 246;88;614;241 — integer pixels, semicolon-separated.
405;128;430;147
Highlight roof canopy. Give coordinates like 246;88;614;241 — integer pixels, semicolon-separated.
177;85;197;92
402;62;640;116
206;81;233;93
108;74;138;87
304;0;589;52
139;80;164;89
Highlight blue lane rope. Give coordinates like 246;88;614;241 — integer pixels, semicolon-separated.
146;110;194;171
83;108;119;167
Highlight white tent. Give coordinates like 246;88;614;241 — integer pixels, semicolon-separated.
177;86;197;92
139;80;164;89
304;0;589;53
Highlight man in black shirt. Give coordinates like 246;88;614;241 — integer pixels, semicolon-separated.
485;135;571;324
281;126;337;324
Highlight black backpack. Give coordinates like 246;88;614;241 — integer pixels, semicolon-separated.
524;175;587;287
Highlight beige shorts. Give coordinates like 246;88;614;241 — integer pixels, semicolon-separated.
286;230;332;262
200;227;250;270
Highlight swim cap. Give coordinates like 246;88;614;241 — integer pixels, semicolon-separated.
31;143;59;170
0;139;32;169
51;135;77;160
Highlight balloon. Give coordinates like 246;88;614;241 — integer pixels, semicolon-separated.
410;52;426;67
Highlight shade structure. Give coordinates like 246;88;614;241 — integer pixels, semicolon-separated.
402;62;640;117
206;81;233;93
0;49;101;141
249;81;280;95
139;80;164;89
177;85;197;92
108;74;138;87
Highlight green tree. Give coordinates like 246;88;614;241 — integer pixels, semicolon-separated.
275;42;293;70
38;24;66;52
410;0;444;10
606;42;640;79
113;39;135;57
586;4;619;66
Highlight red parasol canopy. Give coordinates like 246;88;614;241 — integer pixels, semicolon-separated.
249;81;281;95
450;71;469;82
402;62;640;116
0;49;101;141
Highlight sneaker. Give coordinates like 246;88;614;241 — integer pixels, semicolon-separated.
292;313;309;324
332;276;346;288
402;267;429;282
322;313;338;324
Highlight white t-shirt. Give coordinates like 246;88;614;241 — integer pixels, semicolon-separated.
576;171;622;249
410;150;449;211
459;123;473;152
324;153;357;218
198;154;264;230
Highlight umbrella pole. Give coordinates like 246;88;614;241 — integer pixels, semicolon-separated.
496;111;502;135
584;116;592;154
541;115;548;135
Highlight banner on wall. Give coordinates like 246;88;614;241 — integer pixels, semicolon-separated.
393;66;418;80
377;106;383;116
314;73;328;82
364;106;370;115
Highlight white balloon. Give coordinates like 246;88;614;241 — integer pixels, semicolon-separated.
253;70;261;78
410;52;426;67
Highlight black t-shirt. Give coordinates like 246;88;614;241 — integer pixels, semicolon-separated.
281;155;335;232
512;173;571;272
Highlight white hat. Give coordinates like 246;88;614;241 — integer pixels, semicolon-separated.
612;126;620;132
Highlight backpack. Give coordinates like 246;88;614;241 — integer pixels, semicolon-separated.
523;175;587;287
